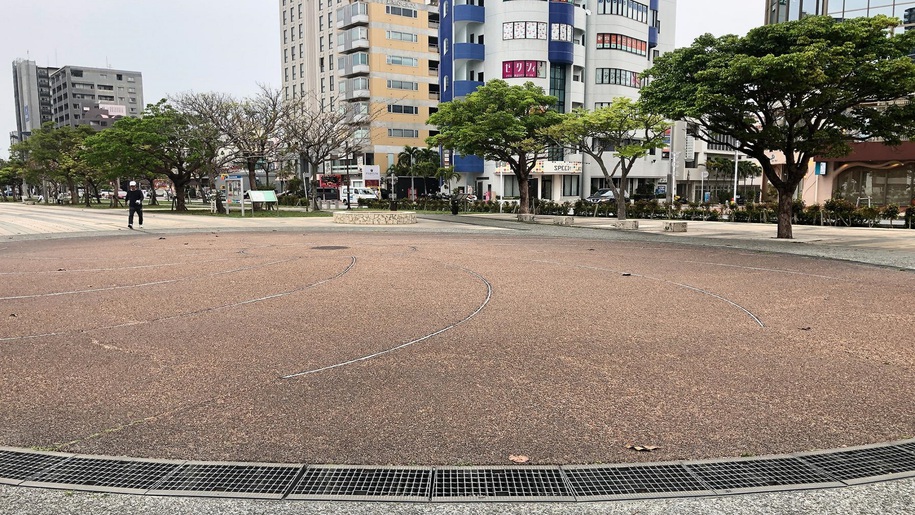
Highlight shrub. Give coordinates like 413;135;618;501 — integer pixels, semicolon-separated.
881;204;900;225
824;198;856;226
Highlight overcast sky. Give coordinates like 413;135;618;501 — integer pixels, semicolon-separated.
1;0;762;159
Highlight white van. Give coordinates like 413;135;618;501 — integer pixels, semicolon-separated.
342;187;377;206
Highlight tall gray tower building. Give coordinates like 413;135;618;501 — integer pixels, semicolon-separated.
11;59;55;145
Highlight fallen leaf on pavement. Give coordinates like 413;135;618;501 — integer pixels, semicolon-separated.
509;455;529;463
626;444;659;452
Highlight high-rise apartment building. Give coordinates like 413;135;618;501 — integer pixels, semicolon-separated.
438;0;678;200
49;66;144;129
11;59;143;147
280;0;440;178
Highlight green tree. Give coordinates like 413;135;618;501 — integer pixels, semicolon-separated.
0;157;27;200
641;15;915;238
435;166;460;195
541;98;668;220
395;146;440;199
427;80;562;214
12;123;96;205
84;101;218;211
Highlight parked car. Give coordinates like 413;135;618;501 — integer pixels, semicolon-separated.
314;187;339;201
586;188;630;203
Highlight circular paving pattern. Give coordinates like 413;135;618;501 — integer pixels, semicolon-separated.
1;230;913;467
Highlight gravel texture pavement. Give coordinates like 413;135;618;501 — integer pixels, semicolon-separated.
1;203;914;513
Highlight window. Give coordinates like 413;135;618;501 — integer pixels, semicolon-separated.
388;104;419;114
386;5;417;17
388;128;419;138
562;175;580;196
595;68;644;88
596;34;648;56
503;21;548;40
502;60;546;78
551;23;573;42
387;55;418;66
386;30;418;42
351;52;369;66
598;0;649;23
387;79;418;90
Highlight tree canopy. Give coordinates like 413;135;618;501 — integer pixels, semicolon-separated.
85;101;222;211
542;98;668;220
641;15;915;238
427;80;562;213
11;122;96;204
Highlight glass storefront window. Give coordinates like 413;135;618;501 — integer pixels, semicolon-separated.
832;166;915;206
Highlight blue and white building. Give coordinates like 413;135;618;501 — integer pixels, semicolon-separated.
439;0;677;201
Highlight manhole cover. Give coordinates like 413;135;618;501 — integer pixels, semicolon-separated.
311;246;349;250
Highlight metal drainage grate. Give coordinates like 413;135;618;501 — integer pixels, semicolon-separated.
686;457;841;494
146;462;303;499
432;467;573;502
563;463;712;500
799;445;915;484
311;246;349;250
287;466;430;501
22;457;181;494
894;441;915;456
0;449;71;485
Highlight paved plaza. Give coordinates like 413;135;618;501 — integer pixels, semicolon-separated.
1;202;914;513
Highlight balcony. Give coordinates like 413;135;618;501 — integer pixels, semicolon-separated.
454;80;483;98
454;154;484;173
338;38;370;54
454;4;484;23
454;42;485;61
345;87;371;101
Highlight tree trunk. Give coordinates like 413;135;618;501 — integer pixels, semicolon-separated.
617;196;627;220
517;170;530;215
173;182;189;211
776;188;794;239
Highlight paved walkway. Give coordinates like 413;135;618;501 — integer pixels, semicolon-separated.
1;202;914;514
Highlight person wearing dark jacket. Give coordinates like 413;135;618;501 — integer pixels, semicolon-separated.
126;181;144;229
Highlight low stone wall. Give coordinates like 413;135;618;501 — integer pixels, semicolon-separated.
333;210;417;225
611;220;639;230
664;221;688;232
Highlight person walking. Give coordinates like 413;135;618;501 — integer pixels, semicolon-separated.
126;181;144;229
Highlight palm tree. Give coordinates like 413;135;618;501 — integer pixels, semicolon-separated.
396;146;423;200
435;166;460;196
